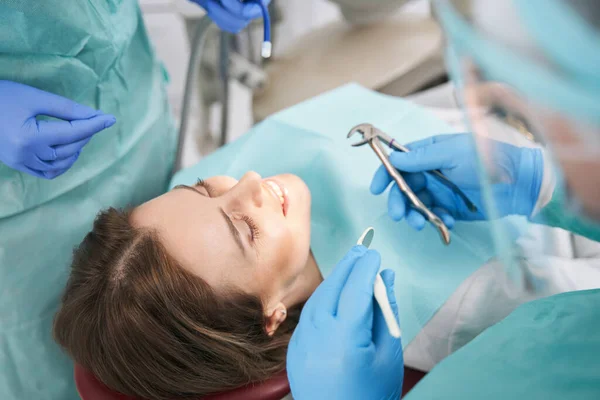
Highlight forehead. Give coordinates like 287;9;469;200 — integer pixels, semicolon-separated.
130;189;247;288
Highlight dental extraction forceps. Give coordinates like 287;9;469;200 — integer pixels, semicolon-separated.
348;123;478;245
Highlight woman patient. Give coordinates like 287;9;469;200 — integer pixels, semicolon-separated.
53;86;540;400
53;172;322;399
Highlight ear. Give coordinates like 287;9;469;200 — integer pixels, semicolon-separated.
264;303;288;337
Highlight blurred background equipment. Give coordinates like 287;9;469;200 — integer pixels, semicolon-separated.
140;0;445;167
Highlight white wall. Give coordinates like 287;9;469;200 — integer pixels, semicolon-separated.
274;0;341;52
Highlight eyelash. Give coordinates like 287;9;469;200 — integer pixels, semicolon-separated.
196;178;214;196
197;178;261;243
241;214;260;242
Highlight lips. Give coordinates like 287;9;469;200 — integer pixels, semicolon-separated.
264;179;289;216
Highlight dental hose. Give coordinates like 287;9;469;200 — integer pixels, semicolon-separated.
244;0;272;58
219;31;231;147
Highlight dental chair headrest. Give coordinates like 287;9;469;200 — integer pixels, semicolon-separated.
74;364;290;400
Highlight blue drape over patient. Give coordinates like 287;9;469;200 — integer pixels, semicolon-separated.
172;84;526;345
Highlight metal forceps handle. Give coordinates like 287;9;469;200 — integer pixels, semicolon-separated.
369;138;451;245
384;140;478;213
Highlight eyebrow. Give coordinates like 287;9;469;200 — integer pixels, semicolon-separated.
173;185;246;255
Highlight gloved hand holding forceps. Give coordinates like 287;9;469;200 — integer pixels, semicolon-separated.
370;133;544;231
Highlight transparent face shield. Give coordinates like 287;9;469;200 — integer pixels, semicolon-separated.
460;66;600;218
427;1;600;305
437;0;600;209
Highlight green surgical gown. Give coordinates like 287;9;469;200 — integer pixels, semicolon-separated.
0;2;177;399
406;289;600;399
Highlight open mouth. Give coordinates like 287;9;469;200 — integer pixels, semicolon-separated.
264;179;289;216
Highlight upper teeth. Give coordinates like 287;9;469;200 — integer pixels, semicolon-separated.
266;181;285;206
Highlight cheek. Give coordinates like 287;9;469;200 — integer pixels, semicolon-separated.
544;121;579;146
561;162;600;220
257;224;308;286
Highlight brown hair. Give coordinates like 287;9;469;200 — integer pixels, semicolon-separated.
53;208;302;400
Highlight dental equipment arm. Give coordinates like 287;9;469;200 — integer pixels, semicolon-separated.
287;246;404;400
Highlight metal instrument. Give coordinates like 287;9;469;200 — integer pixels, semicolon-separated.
348;123;478;245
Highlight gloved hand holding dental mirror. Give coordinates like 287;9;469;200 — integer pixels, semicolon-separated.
287;237;404;400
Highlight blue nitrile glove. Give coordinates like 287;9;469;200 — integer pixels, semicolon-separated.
0;81;116;179
191;0;271;33
287;246;404;400
370;133;544;231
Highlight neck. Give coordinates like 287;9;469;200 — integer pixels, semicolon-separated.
281;250;322;308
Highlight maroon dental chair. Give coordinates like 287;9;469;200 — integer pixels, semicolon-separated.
74;364;291;400
75;363;426;400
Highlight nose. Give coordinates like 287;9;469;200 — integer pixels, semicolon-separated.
228;171;264;208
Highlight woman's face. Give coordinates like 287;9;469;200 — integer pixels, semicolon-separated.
131;172;312;304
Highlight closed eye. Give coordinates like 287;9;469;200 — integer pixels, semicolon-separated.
196;178;215;197
197;179;260;243
240;214;260;243
175;180;260;249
